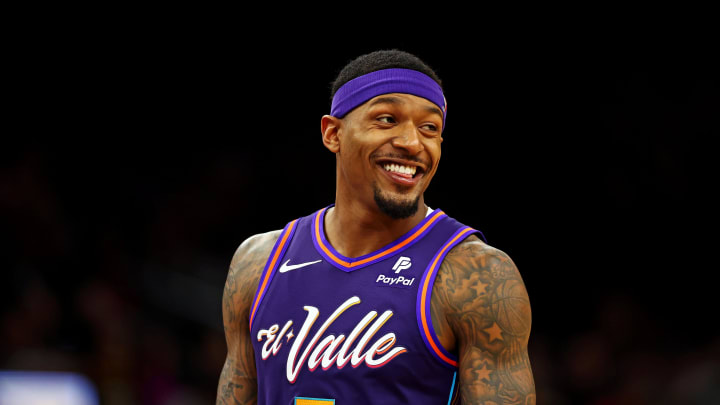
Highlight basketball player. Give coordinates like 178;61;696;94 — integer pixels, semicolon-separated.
217;50;535;404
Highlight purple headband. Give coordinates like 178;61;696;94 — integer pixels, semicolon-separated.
330;68;447;131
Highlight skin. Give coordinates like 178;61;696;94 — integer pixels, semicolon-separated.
217;231;278;405
217;92;535;404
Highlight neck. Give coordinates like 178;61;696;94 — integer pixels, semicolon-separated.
325;193;428;259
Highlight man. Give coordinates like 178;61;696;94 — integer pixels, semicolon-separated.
217;50;535;404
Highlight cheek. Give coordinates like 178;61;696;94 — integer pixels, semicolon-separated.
338;140;373;179
426;143;442;172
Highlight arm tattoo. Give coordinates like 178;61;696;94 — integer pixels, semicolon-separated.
217;231;281;405
218;357;248;405
432;235;535;405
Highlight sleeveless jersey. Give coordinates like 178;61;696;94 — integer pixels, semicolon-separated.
249;205;484;405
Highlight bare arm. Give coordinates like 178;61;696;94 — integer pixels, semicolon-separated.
217;231;282;405
431;235;535;405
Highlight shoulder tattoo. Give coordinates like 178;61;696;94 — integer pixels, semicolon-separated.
432;234;536;404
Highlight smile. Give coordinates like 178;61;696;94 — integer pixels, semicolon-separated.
375;159;426;187
382;163;417;177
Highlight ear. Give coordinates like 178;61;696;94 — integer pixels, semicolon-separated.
321;115;341;153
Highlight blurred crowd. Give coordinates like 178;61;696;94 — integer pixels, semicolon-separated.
2;144;718;404
530;294;720;404
1;145;240;404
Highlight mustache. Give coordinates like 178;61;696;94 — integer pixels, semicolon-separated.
369;152;430;167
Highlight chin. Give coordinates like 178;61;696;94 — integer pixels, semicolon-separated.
372;182;420;219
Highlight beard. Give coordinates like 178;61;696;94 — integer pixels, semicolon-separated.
373;181;420;219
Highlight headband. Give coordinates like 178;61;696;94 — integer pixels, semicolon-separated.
330;68;447;131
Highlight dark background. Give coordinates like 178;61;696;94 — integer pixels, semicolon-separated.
2;26;718;405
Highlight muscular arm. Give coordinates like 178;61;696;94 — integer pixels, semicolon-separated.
217;230;282;405
431;235;535;405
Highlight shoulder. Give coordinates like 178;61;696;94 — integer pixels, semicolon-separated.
230;229;284;272
442;233;524;282
434;233;531;332
224;230;284;315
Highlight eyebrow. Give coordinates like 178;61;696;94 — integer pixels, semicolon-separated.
368;96;443;119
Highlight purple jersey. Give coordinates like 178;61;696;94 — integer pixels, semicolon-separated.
249;206;484;404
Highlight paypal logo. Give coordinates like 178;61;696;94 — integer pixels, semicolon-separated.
392;256;412;273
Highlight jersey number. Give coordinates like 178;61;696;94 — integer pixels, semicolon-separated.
295;397;335;404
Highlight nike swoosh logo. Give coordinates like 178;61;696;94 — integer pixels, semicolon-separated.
278;259;322;273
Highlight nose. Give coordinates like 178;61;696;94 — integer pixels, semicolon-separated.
390;122;424;155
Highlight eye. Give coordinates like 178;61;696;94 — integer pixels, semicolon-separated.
421;123;439;132
377;116;396;124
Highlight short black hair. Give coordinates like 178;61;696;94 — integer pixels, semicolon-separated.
330;49;442;99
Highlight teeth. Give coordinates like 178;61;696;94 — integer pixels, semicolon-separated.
383;163;417;176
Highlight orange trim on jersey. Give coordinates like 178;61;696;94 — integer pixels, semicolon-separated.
314;209;445;268
249;219;297;329
420;227;475;367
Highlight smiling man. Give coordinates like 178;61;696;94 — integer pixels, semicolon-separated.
217;50;535;405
